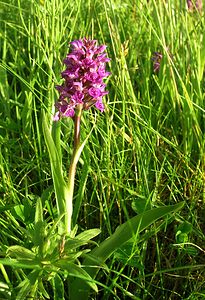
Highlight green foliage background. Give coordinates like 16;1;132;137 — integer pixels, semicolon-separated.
0;0;205;299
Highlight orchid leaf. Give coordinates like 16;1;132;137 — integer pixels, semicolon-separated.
64;239;89;251
75;228;101;242
70;202;184;299
38;279;50;299
16;270;40;300
55;261;98;293
42;111;66;223
51;274;65;300
6;246;35;260
16;278;30;300
35;197;43;224
0;258;40;269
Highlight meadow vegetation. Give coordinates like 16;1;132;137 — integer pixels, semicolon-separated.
0;0;205;299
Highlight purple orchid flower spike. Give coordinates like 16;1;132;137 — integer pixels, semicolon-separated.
151;47;173;73
151;51;163;73
187;0;203;12
54;38;111;121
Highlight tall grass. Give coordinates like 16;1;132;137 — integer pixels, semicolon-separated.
0;0;205;299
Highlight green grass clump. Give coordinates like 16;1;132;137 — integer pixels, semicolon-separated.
0;0;205;299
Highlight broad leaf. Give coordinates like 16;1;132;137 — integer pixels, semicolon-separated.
55;261;98;293
70;202;184;300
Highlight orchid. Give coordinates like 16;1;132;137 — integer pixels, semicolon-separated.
54;38;110;121
151;51;163;73
187;0;203;11
0;33;185;300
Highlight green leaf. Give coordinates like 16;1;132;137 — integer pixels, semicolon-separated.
41;185;54;211
114;242;142;269
0;281;11;299
32;198;47;256
27;269;42;286
23;197;35;223
35;197;43;224
51;274;65;300
75;229;101;243
16;278;30;300
42;112;66;213
6;246;35;260
175;221;193;244
33;221;46;247
131;197;151;214
42;111;68;233
185;246;199;256
63;229;101;254
70;202;184;300
11;205;25;222
0;204;18;214
10;199;35;224
91;202;184;262
199;30;205;81
0;258;40;269
16;270;40;300
176;233;188;244
177;221;193;234
81;253;109;273
64;239;88;252
55;261;98;293
59;251;86;262
38;278;50;299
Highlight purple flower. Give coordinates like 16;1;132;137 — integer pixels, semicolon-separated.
88;87;102;98
54;38;110;120
151;48;172;73
95;99;104;112
151;52;163;73
54;100;75;121
187;0;202;11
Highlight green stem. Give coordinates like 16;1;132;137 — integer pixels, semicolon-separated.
65;105;83;234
